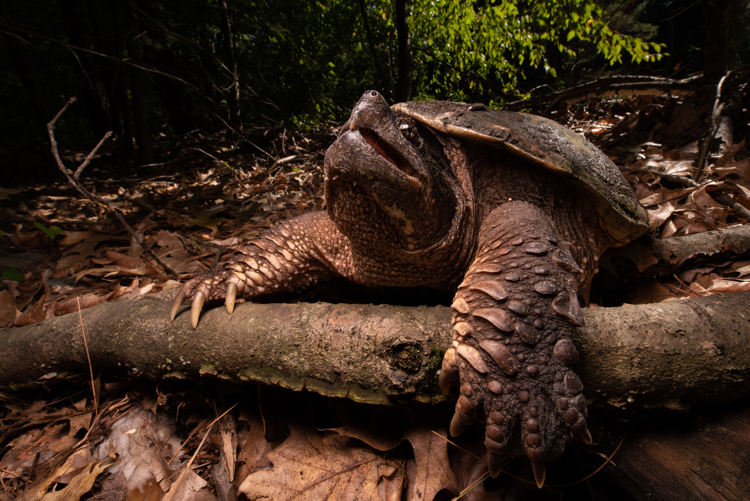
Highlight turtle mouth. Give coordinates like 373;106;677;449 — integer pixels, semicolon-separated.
359;127;419;179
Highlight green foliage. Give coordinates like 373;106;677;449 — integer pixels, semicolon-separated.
34;222;65;241
0;0;674;161
407;0;666;102
1;269;26;282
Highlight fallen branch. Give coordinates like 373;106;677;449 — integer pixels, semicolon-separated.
696;71;730;182
2;290;749;411
47;98;178;278
503;74;703;112
604;224;750;276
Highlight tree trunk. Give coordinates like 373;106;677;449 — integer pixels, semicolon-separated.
126;0;153;164
357;0;392;102
219;0;241;128
112;0;134;156
2;290;749;411
0;1;47;139
394;0;412;103
59;0;112;141
703;0;738;80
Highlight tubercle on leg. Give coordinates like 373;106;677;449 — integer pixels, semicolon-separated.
223;218;325;301
171;213;344;327
445;201;591;486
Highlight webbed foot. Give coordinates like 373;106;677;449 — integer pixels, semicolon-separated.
441;202;591;487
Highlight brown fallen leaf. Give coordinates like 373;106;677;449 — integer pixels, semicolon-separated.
55;235;124;273
0;423;79;480
236;411;273;486
13;293;48;327
323;403;457;500
707;279;750;293
403;421;458;501
51;291;114;316
187;205;228;230
15;454;116;501
0;289;18;327
239;420;404;501
647;201;675;231
57;231;92;247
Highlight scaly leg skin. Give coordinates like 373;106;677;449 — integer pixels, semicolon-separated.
171;212;354;328
439;201;591;488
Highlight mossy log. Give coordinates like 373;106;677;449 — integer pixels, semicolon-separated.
1;291;749;410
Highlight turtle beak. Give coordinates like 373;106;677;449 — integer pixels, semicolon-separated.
347;90;390;133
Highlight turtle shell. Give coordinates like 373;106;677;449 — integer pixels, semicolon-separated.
392;100;649;243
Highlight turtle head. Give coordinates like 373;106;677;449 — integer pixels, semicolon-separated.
324;90;459;252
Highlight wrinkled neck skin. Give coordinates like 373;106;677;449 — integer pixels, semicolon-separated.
323;91;476;288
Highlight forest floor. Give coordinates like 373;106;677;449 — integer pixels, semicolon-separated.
1;76;749;500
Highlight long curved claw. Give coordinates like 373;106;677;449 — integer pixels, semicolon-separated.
225;282;238;314
531;460;546;489
449;413;468;437
191;291;205;329
439;348;459;394
577;427;593;445
487;452;504;478
170;289;186;322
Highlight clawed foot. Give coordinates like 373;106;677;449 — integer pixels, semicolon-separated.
170;270;239;328
440;202;592;487
170;216;335;328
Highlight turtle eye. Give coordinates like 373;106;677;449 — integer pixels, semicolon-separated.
397;117;421;145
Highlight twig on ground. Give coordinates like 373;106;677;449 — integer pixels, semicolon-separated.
696;72;730;182
711;191;750;222
47;98;179;278
77;297;98;418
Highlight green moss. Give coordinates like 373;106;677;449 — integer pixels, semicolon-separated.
199;363;217;376
429;346;446;371
391;344;422;372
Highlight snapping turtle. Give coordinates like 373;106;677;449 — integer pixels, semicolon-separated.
172;90;648;486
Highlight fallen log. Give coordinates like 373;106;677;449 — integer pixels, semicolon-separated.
1;291;749;410
602;224;750;277
503;75;703;112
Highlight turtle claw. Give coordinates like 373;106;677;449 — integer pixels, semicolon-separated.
439;347;459;394
577;427;593;445
487;452;504;478
449;413;469;437
191;291;205;329
225;282;238;314
531;460;546;488
170;289;186;322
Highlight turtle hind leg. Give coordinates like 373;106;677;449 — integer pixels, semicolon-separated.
443;201;591;487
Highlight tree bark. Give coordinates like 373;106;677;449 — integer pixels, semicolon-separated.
0;1;48;139
126;0;153;164
602;224;750;277
59;0;112;140
2;290;749;410
357;0;391;101
394;0;412;103
219;0;241;128
703;0;737;80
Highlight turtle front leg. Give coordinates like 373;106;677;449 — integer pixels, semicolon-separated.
171;212;352;328
440;201;591;487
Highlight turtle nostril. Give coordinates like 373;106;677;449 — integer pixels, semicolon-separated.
370;90;378;97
